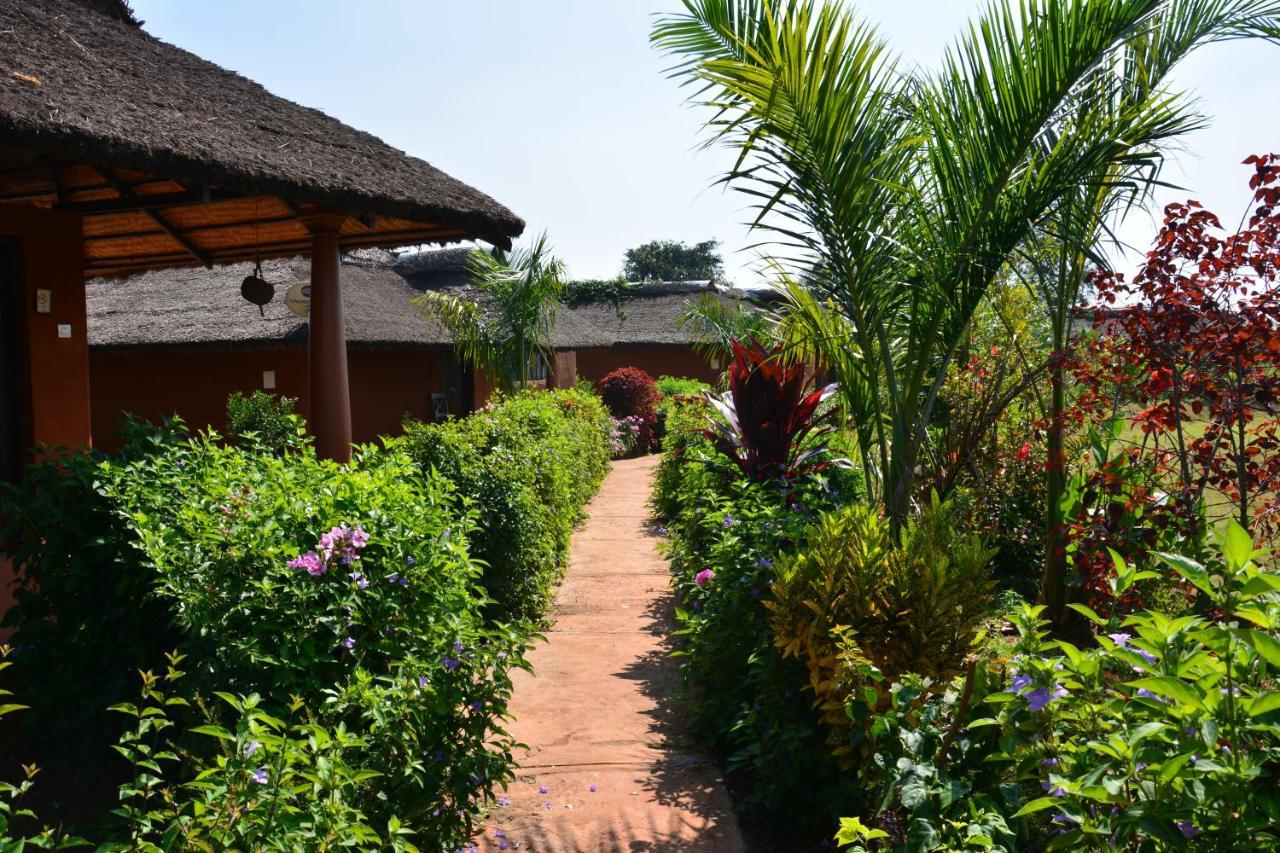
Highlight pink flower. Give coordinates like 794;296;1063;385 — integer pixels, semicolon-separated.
695;569;715;588
288;551;325;576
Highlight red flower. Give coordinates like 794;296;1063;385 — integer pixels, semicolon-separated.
1015;442;1032;462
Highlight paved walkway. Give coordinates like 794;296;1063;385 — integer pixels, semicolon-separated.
476;455;744;853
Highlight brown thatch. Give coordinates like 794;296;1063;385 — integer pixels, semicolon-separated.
0;0;523;273
87;251;452;350
86;250;753;351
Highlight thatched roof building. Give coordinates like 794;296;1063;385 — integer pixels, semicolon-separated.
85;249;748;353
0;0;523;276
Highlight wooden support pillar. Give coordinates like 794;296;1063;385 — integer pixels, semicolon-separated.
303;214;351;462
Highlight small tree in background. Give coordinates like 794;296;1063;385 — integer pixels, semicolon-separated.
623;239;724;282
415;233;565;392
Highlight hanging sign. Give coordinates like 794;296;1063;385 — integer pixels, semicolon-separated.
285;281;311;318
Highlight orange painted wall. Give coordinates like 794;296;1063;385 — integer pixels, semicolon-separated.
90;345;441;451
575;345;722;385
0;206;91;451
0;205;91;626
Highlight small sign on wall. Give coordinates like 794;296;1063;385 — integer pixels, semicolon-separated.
35;289;51;313
285;282;311;318
263;370;276;390
57;323;71;339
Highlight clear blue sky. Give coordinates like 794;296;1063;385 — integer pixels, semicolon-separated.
130;0;1280;285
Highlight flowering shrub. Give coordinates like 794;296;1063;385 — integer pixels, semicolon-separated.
608;414;646;458
836;522;1280;851
658;429;865;832
1;417;550;848
401;388;610;623
595;367;659;449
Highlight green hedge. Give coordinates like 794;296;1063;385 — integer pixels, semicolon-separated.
0;390;607;848
399;388;611;624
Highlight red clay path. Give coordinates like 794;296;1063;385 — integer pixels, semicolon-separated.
475;455;745;852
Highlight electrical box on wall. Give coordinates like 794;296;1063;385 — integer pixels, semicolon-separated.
263;370;276;390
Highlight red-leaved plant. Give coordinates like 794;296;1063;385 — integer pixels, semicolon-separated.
704;339;845;481
1067;154;1280;604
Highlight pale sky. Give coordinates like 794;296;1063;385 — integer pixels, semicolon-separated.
130;0;1280;286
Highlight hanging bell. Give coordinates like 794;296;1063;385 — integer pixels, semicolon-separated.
240;260;274;317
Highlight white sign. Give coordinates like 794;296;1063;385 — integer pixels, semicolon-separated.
285;281;311;318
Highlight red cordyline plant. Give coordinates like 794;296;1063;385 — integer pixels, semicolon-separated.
704;339;845;481
1069;154;1280;590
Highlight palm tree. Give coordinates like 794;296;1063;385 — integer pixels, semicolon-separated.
654;0;1280;620
414;232;566;393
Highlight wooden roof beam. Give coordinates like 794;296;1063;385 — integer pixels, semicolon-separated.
92;166;213;269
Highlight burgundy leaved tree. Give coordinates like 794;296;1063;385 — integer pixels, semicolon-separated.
705;339;844;481
1061;154;1280;610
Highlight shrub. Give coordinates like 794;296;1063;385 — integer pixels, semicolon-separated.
0;417;186;740
595;367;659;449
655;375;709;399
401;388;610;623
658;434;865;830
836;522;1280;851
768;497;995;763
607;415;646;459
2;420;545;847
705;339;845;481
225;390;306;455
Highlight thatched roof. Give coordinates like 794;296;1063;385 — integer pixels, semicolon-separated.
87;252;452;350
86;250;751;351
0;0;523;274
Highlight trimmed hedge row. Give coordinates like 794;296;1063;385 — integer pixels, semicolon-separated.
399;388;611;624
0;388;610;847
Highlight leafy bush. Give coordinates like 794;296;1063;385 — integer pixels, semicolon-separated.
768;497;994;762
837;522;1280;851
0;418;186;740
705;339;844;481
401;388;610;623
655;375;709;399
595;367;659;450
1;416;560;847
225;390;306;455
608;415;646;459
658;433;865;830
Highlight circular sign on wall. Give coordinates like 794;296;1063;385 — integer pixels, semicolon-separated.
285;281;311;318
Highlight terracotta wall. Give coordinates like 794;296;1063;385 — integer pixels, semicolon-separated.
0;205;90;626
575;345;722;385
0;206;91;451
549;350;578;389
90;345;442;451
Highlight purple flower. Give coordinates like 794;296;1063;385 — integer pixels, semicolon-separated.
342;636;355;650
544;801;553;809
1178;820;1198;838
1011;673;1034;693
694;569;715;588
1042;781;1067;797
499;842;509;851
417;675;429;688
1026;685;1068;711
1136;688;1168;703
387;572;408;586
349;571;368;589
288;551;325;576
243;740;262;758
498;796;510;807
443;656;460;672
1106;632;1131;647
590;784;598;792
538;785;548;794
1051;812;1079;825
1042;757;1060;768
470;700;484;711
251;767;268;785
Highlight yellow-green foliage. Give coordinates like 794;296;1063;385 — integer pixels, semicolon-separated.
768;496;995;761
